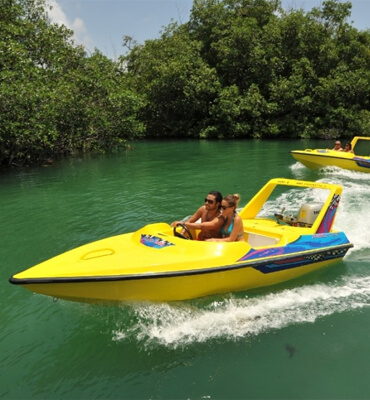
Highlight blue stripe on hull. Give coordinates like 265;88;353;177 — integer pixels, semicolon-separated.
238;232;350;262
354;157;370;169
252;247;348;274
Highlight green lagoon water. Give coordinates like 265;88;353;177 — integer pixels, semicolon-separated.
1;140;370;399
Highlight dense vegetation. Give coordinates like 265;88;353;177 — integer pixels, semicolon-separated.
1;0;369;166
0;0;144;166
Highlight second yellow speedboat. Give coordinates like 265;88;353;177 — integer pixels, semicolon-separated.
9;178;353;303
291;136;370;173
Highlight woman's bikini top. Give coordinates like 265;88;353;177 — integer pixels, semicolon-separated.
221;213;235;237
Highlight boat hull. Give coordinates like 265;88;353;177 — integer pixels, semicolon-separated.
18;258;341;303
10;241;352;303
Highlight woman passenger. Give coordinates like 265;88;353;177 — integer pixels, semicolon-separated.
343;143;354;153
206;194;245;242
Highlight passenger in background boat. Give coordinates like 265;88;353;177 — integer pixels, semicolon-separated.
343;142;354;153
171;191;224;240
332;140;343;151
206;194;246;242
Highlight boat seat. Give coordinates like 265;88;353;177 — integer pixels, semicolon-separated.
245;232;279;247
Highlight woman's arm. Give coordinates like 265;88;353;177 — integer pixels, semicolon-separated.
227;216;244;241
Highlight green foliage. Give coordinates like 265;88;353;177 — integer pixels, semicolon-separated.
126;0;370;140
124;24;221;138
0;0;144;166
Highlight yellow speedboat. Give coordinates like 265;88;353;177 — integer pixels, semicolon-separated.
9;178;353;303
291;136;370;173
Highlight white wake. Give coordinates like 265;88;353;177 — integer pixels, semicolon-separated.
112;275;370;348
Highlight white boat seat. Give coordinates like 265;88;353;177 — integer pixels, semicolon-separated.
246;232;279;247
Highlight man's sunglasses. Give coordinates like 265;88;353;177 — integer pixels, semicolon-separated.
204;198;215;204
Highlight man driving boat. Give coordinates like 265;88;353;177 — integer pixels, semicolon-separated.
171;191;224;240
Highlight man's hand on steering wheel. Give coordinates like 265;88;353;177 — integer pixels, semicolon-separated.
173;222;193;240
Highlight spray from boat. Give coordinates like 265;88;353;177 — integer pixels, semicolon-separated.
112;274;370;348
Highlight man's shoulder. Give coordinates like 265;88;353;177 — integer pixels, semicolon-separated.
189;205;205;221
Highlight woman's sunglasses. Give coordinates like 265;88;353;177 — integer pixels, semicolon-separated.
220;205;232;210
204;198;215;204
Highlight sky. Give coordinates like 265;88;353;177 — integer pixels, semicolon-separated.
46;0;370;59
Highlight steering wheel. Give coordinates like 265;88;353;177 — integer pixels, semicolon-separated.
173;223;193;240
